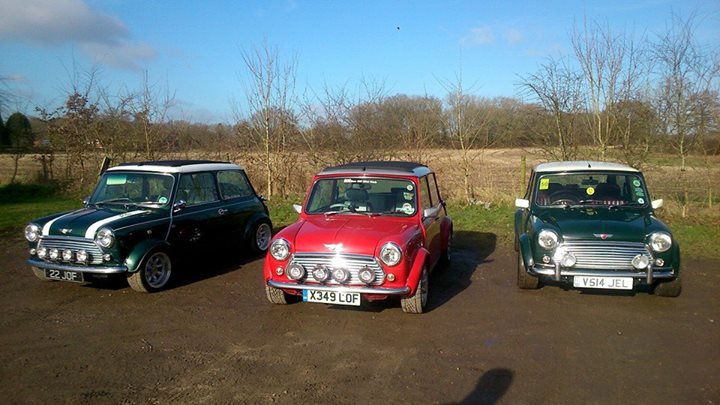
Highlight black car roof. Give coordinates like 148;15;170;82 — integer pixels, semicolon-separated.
319;161;431;177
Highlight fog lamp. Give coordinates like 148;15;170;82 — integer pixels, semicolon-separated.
62;249;73;261
30;248;37;256
312;265;330;282
103;254;112;262
49;249;59;260
76;250;89;263
37;247;47;259
655;258;665;267
632;254;650;270
358;266;375;284
560;253;577;268
287;263;306;280
332;268;350;284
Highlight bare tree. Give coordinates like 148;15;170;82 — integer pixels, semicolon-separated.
129;71;176;159
518;56;583;160
237;41;298;198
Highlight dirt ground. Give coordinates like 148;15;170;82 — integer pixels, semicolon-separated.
0;232;718;404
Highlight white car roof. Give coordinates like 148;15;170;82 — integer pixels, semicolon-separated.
534;161;639;173
107;161;243;174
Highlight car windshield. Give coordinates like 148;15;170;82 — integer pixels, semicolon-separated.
535;172;648;207
89;172;175;208
305;177;418;216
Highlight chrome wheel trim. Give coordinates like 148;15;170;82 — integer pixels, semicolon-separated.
255;223;272;251
144;252;172;289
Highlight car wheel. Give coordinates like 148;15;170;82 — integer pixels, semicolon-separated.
517;251;540;289
31;267;53;281
440;231;452;266
250;220;272;254
127;250;172;293
401;265;429;314
265;285;289;304
654;277;682;297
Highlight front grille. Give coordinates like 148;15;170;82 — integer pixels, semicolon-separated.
37;236;104;265
290;252;385;285
561;241;650;270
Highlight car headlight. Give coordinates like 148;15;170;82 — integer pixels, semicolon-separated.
537;230;559;250
25;224;40;242
270;239;290;261
95;227;115;248
380;242;402;266
649;232;672;252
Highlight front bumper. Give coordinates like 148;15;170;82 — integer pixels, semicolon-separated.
530;263;676;284
28;258;128;274
267;280;410;295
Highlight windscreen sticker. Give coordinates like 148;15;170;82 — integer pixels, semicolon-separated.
402;203;414;214
635;189;645;196
637;197;645;204
406;184;414;191
106;174;127;185
539;178;549;190
403;192;414;200
158;196;168;204
632;179;641;187
586;186;595;196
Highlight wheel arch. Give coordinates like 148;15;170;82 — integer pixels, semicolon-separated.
124;239;172;273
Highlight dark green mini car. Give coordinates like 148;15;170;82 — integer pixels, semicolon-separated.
24;160;272;292
514;161;681;297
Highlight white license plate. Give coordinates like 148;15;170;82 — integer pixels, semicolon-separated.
45;269;84;283
573;276;633;290
303;289;361;306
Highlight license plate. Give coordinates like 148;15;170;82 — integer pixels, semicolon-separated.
303;289;361;306
45;269;84;283
573;276;632;290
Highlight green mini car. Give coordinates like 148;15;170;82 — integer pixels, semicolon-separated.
24;160;272;292
514;161;681;297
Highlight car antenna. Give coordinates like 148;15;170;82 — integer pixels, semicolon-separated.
587;162;592;168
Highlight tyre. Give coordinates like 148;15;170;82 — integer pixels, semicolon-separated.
249;220;273;254
440;231;453;266
127;250;172;293
265;285;289;304
517;251;540;289
401;265;429;314
654;277;682;297
31;267;53;281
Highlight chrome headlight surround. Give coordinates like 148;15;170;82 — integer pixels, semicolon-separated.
379;242;402;267
537;229;559;250
270;238;291;261
648;232;672;253
25;224;41;242
95;227;115;248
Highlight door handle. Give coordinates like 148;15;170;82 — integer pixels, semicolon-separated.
218;208;228;215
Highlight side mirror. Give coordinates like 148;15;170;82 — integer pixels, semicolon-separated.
651;199;663;209
258;194;268;202
515;198;530;209
82;196;90;206
292;204;302;214
423;206;440;219
173;200;187;212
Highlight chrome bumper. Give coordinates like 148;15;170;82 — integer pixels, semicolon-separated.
531;264;675;283
28;259;128;274
268;280;410;295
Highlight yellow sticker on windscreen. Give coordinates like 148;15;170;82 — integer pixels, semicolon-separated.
586;187;595;195
539;178;549;190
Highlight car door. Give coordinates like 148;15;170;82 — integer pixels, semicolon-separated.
420;175;442;267
168;171;225;253
216;169;265;244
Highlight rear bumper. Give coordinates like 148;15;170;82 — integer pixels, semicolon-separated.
28;259;128;274
267;280;410;295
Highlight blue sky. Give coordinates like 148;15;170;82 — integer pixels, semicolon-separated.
1;0;718;123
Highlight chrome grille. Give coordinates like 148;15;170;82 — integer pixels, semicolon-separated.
290;253;385;285
37;236;104;265
561;241;650;270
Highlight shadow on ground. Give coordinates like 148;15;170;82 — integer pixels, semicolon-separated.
453;368;514;405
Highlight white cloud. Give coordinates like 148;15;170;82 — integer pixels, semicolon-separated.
461;26;495;46
505;29;524;44
0;0;155;70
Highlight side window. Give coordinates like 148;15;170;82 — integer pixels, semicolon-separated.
419;176;432;211
217;170;253;199
177;172;219;206
428;173;440;207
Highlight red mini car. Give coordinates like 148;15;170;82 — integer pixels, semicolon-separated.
264;161;452;313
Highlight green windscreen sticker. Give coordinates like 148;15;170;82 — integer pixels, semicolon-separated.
106;175;127;185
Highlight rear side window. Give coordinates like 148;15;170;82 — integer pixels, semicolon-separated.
419;176;432;210
428;173;440;206
177;172;219;206
217;170;254;199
